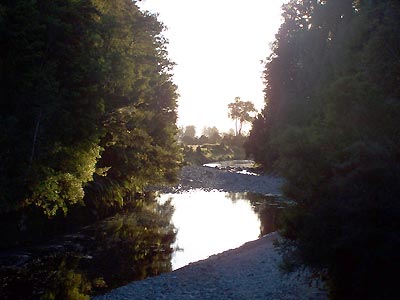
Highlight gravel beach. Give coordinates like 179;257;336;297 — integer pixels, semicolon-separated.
94;165;328;300
155;165;285;195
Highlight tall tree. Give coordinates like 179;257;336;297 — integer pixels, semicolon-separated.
183;125;196;139
84;0;180;212
0;0;180;217
202;126;221;144
0;0;104;215
227;97;257;136
246;0;400;299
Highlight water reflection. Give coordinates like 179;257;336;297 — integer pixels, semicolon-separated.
228;192;287;236
0;191;287;299
0;195;176;299
159;190;286;270
88;199;176;290
0;255;91;300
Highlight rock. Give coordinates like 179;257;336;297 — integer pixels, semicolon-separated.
94;233;327;300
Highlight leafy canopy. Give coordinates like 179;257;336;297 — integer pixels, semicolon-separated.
245;0;400;299
227;97;257;136
0;0;180;217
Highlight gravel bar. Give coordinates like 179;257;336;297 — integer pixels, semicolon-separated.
94;233;326;300
155;165;286;195
94;166;327;300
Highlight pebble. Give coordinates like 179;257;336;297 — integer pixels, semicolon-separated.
94;233;327;300
154;165;286;195
95;165;327;300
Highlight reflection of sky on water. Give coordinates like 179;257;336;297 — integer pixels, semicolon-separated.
1;191;285;299
159;190;260;270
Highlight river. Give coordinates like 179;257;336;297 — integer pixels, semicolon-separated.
0;162;287;299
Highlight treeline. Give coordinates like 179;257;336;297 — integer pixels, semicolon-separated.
246;1;399;299
176;125;247;165
177;125;223;145
0;0;180;221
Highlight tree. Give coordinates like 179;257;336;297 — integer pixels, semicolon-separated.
227;97;257;136
197;135;209;145
246;0;400;299
84;0;181;212
176;126;185;142
202;126;221;144
181;125;196;144
0;0;180;217
183;125;196;139
0;0;104;215
201;126;217;137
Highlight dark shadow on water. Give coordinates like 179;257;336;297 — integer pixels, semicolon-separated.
1;191;288;299
0;194;176;299
225;192;289;237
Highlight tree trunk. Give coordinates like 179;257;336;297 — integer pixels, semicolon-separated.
30;111;42;165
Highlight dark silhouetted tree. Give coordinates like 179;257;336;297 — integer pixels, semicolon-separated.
202;126;221;144
180;125;196;144
0;0;180;217
246;0;400;299
228;97;257;136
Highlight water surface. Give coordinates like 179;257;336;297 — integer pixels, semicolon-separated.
0;190;285;299
159;190;283;270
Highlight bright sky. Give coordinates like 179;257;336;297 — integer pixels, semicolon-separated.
138;0;288;135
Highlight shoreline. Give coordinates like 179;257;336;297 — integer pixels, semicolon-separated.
153;164;285;195
95;165;327;300
94;232;326;300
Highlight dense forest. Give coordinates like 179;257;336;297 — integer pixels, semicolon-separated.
2;0;400;299
0;0;180;241
246;0;399;299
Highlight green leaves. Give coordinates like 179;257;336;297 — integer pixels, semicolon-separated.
0;0;180;216
228;97;257;136
246;1;400;298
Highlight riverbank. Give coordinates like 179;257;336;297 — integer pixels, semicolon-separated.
95;232;326;300
154;164;285;195
96;165;327;300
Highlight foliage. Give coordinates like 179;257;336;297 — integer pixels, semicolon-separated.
91;197;175;289
0;0;105;215
178;125;223;145
183;125;196;139
182;144;233;165
181;132;247;165
228;97;257;136
0;255;91;300
0;0;180;218
246;0;400;299
0;192;176;299
202;126;221;144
